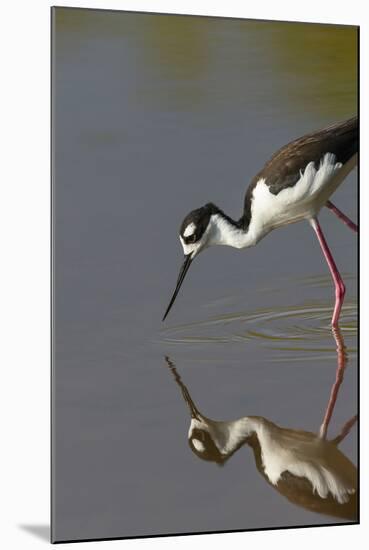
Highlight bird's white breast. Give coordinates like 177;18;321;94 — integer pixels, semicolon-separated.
257;426;355;504
247;153;344;241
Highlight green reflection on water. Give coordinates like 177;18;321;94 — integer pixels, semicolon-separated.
55;9;357;118
263;22;357;117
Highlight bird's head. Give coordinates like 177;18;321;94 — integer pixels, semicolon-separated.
179;203;216;259
164;356;252;467
162;203;218;321
188;426;227;466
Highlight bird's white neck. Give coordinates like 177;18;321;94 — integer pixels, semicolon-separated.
190;415;260;456
219;416;261;454
207;213;263;249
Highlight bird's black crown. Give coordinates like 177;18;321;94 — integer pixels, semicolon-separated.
188;428;226;466
179;203;219;244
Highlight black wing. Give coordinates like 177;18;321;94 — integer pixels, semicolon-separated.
243;116;358;219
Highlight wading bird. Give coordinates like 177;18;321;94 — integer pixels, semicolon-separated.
163;117;358;325
164;353;357;521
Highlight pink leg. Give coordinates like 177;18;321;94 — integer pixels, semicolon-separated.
310;218;346;327
326;200;358;233
319;327;346;439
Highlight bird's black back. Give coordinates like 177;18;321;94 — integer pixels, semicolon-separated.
242;116;358;225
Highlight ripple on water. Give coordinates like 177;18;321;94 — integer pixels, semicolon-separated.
158;276;357;358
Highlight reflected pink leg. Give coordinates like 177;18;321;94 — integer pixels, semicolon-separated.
331;414;358;445
310;218;346;327
326;201;358;233
319;327;347;439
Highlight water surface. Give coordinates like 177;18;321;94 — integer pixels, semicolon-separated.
52;8;358;542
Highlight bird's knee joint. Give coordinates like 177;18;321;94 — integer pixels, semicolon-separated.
336;282;346;299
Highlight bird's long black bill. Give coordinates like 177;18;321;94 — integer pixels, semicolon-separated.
162;255;192;321
164;356;201;419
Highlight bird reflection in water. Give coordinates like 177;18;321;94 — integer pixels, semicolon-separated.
164;328;357;521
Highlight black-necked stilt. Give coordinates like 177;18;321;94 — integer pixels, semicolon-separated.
163;117;358;325
165;353;357;520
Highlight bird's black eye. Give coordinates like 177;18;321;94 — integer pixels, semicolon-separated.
183;233;197;244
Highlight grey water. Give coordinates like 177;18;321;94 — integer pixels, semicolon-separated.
52;8;358;542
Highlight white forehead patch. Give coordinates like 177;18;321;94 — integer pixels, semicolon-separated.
192;439;205;452
183;223;196;237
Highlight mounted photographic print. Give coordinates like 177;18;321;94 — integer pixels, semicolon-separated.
51;7;358;543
